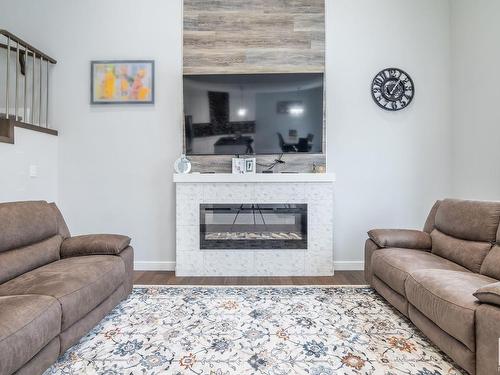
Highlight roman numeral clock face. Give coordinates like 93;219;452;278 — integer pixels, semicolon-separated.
371;68;414;111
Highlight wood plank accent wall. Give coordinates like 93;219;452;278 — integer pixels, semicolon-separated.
183;0;326;172
183;0;325;74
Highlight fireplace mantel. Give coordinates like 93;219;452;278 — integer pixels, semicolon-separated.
174;173;335;277
173;172;336;183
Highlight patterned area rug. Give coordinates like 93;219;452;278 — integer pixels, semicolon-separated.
45;286;466;375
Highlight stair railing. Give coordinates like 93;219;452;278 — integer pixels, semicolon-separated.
1;29;57;133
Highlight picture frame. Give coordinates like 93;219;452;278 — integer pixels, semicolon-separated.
245;158;256;174
90;60;154;104
232;158;246;174
232;157;256;174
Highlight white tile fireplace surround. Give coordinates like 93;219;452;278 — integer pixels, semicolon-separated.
174;173;335;276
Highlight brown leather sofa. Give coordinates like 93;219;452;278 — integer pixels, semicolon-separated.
365;198;500;375
0;201;134;375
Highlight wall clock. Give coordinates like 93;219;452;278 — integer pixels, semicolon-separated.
371;68;414;111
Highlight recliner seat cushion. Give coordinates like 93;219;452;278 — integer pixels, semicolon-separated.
0;295;61;375
434;198;500;242
371;248;470;296
0;201;58;253
406;269;496;351
0;255;125;330
431;229;492;273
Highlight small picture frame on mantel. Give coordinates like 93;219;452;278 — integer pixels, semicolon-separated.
232;157;256;174
245;158;256;174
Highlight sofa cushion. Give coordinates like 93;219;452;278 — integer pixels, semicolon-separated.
473;281;500;306
431;229;492;273
0;295;61;375
406;269;496;351
0;255;125;330
480;245;500;280
0;235;62;285
371;248;469;296
434;198;500;242
0;201;58;253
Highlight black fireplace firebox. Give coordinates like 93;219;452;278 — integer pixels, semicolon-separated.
200;204;307;249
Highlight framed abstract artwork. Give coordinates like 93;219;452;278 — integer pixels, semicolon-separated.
90;60;154;104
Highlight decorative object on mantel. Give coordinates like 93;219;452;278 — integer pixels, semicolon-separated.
313;163;326;173
371;67;414;111
174;154;191;174
90;60;154;104
232;157;255;174
245;158;256;174
232;157;245;174
256;153;286;173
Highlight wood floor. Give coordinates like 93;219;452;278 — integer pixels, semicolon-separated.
133;271;367;286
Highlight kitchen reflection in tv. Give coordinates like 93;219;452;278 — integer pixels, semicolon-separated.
183;73;324;155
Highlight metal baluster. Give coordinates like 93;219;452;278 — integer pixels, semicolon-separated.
6;36;10;119
39;57;42;126
46;59;49;127
15;41;19;121
31;50;35;124
24;48;28;123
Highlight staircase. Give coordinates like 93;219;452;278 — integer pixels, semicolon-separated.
0;30;57;144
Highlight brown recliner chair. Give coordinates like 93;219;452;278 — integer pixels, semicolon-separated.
0;201;134;375
365;198;500;375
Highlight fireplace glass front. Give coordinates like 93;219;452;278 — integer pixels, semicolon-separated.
200;204;307;249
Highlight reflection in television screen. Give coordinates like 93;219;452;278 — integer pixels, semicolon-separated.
183;73;324;155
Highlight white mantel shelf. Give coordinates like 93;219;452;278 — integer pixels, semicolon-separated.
173;172;336;183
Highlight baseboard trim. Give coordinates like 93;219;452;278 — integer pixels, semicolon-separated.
134;261;176;271
134;261;364;272
333;261;364;271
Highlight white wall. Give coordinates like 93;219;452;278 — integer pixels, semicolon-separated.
2;0;479;271
326;0;453;267
0;128;58;202
450;0;500;200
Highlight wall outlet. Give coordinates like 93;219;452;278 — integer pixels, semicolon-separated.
29;165;38;178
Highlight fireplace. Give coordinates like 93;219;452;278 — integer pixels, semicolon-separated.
200;204;307;249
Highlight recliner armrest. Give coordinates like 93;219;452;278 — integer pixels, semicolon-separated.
367;229;431;250
60;234;131;258
474;281;500;307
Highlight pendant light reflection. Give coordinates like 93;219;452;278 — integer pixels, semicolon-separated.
289;106;304;116
290;86;304;116
237;85;247;118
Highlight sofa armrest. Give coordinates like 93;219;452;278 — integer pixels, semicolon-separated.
474;281;500;307
60;234;131;258
367;229;431;250
476;303;500;374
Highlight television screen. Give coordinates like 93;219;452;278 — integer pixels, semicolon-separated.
183;73;324;155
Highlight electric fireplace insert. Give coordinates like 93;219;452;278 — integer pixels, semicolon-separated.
200;204;307;249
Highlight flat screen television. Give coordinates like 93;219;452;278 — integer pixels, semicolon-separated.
183;73;324;155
